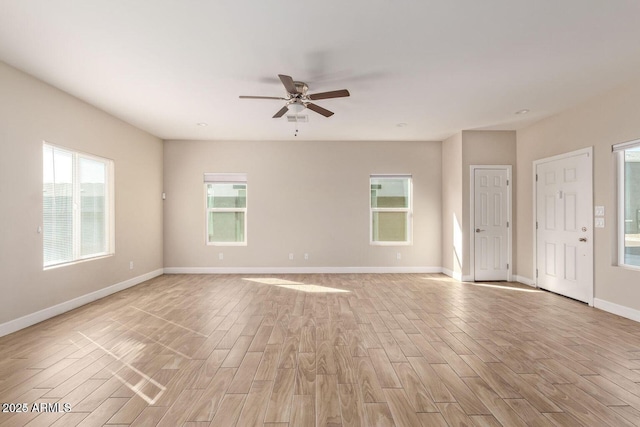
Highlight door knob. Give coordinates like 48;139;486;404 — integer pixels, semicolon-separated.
476;228;485;233
579;237;587;242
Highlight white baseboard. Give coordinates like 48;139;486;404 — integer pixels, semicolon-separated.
594;298;640;323
513;275;536;287
164;266;443;275
0;269;164;338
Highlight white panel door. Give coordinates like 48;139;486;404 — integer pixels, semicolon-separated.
474;169;509;281
536;150;593;303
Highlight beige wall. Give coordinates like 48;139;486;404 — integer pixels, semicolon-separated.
462;131;517;277
164;140;442;270
516;76;640;310
441;132;463;276
440;131;517;279
0;62;164;325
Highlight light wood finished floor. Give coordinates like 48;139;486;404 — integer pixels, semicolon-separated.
2;274;640;426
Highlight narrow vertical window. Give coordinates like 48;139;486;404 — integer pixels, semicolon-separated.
370;175;412;244
204;173;247;245
43;143;114;267
615;140;640;268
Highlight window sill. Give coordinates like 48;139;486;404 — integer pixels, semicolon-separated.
617;263;640;273
44;253;114;270
370;241;413;246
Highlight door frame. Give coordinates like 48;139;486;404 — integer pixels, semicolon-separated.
470;165;513;282
532;146;594;305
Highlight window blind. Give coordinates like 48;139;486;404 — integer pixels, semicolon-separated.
43;145;74;266
204;173;247;183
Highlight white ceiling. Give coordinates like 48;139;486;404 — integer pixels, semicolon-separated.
2;1;640;141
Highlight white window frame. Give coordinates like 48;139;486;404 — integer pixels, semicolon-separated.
370;174;413;246
204;173;247;246
43;142;115;269
614;139;640;270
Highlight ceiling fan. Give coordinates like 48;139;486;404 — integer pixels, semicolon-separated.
239;74;350;118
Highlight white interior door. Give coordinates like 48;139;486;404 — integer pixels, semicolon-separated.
536;149;593;303
474;168;510;281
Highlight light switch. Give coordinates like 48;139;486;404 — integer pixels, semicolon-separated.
595;205;605;217
595;217;605;228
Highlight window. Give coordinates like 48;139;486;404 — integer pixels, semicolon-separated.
370;175;412;244
615;140;640;268
204;173;247;245
43;143;114;267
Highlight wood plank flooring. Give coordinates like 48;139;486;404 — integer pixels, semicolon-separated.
2;273;640;426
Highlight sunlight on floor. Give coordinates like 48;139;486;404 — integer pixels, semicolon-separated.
75;332;166;404
111;318;194;360
467;282;542;293
422;276;541;293
243;277;351;293
422;276;460;283
130;305;208;337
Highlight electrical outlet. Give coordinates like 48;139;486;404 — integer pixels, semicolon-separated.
129;261;134;270
219;253;224;260
595;205;605;216
595;217;605;228
289;253;294;260
396;252;402;260
304;253;309;260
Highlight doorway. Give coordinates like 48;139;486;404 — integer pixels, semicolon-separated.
471;165;512;281
534;147;593;304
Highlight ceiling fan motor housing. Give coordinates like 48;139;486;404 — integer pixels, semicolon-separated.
293;81;308;95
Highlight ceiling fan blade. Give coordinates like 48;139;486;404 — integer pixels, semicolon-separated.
273;105;289;118
306;103;334;117
307;89;350;100
239;95;287;100
278;74;299;94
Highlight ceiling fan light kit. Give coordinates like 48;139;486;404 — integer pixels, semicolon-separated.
240;74;350;119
